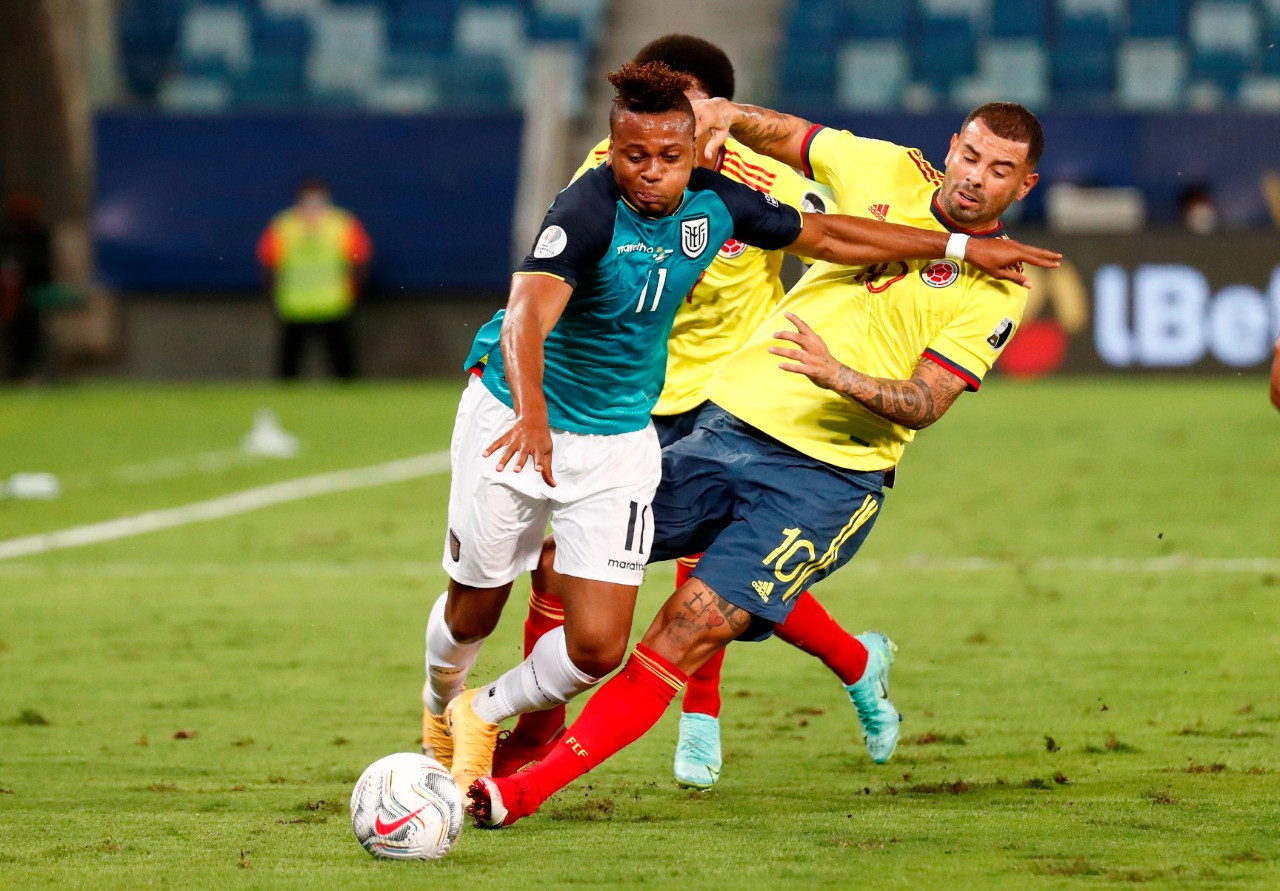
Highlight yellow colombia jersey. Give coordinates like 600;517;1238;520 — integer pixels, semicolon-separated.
707;126;1028;472
574;137;828;416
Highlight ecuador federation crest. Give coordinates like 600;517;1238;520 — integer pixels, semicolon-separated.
680;215;709;259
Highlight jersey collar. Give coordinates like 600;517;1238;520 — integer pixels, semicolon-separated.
930;191;1005;238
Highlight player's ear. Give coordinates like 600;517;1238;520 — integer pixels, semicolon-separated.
1015;170;1039;202
605;138;614;167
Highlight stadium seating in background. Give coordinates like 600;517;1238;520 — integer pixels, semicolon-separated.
1050;5;1116;106
778;0;1280;111
306;4;386;103
779;0;843;107
846;0;913;37
1116;38;1187;107
1126;0;1188;36
1238;71;1280;105
912;14;980;101
957;38;1050;106
1187;0;1259;98
837;40;909;110
260;0;325;14
990;0;1050;38
180;3;252;75
117;0;1280;113
114;0;602;113
118;0;184;100
455;1;528;97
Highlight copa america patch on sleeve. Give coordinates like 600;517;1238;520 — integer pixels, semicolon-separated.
987;317;1014;349
533;225;567;258
801;190;828;214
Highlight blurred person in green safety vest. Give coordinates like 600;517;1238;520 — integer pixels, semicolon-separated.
257;178;372;380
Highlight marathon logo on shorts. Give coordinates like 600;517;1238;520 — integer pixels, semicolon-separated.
448;529;461;562
987;317;1015;350
680;215;709;259
920;259;960;288
607;558;646;571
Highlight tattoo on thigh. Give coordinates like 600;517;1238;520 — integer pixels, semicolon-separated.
673;581;751;639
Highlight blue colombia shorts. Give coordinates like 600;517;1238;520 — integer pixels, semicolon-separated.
649;405;887;641
651;400;715;449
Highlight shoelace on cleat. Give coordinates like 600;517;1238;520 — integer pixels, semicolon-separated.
678;734;717;763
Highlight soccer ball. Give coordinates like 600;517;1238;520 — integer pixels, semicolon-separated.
350;752;464;860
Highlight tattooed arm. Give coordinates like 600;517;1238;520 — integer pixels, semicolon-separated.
769;312;968;430
693;98;814;167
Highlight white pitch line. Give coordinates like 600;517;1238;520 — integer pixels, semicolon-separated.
0;452;451;562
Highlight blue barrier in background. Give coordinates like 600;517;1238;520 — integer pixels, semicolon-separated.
94;111;523;291
94;109;1278;293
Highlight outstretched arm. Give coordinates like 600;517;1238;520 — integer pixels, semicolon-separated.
787;213;1061;287
489;273;573;485
769;312;968;430
693;98;813;167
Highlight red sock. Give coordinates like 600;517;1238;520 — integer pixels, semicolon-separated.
675;555;724;717
510;587;566;741
774;591;867;685
682;648;724;717
512;643;686;809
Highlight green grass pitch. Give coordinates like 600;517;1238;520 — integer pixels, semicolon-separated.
1;378;1277;888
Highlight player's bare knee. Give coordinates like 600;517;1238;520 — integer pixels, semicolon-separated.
565;634;625;678
444;581;508;642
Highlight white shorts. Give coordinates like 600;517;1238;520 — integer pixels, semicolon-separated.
442;375;661;588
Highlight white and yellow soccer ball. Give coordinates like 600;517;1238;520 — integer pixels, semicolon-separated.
350;752;464;860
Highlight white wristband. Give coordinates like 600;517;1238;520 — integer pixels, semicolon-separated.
945;233;969;262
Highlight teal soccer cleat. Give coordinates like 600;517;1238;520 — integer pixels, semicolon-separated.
845;632;901;764
673;712;722;789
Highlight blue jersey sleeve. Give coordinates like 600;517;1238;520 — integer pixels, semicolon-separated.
517;165;615;288
688;166;803;252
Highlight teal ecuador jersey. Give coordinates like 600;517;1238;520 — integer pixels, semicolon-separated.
463;164;803;435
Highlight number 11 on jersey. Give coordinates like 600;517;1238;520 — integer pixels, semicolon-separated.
635;267;668;313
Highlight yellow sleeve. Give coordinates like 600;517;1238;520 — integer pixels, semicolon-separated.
571;136;611;183
768;162;835;216
803;127;943;211
923;277;1028;391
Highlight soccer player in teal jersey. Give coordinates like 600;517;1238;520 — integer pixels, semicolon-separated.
423;61;1060;789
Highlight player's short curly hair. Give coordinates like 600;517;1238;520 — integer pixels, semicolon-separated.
962;102;1044;167
633;34;735;101
607;61;695;132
